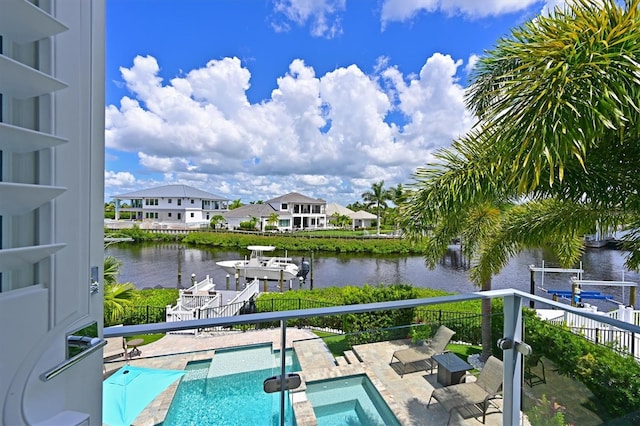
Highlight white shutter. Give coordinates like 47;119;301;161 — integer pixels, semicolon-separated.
0;0;69;291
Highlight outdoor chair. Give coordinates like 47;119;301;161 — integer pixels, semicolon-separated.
103;336;126;360
103;336;127;374
427;355;503;425
389;325;455;378
524;352;546;387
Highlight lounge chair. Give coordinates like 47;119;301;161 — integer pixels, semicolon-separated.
427;355;503;424
103;336;126;360
524;352;546;387
389;325;455;378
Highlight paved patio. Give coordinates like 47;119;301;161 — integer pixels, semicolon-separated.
104;329;527;425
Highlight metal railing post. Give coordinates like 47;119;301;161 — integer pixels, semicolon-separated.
503;294;524;426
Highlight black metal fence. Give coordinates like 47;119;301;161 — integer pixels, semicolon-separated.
105;305;167;327
105;300;488;347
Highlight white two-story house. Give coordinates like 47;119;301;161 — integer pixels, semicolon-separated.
265;192;327;230
112;184;229;226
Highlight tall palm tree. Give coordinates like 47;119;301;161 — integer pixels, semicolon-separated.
362;180;392;236
463;0;640;253
403;0;640;358
403;139;587;360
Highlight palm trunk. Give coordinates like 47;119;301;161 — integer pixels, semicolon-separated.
480;277;493;362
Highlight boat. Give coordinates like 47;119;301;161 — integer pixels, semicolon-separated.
216;245;301;281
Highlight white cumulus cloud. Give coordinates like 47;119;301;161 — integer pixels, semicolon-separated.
272;0;346;38
106;52;473;204
380;0;541;27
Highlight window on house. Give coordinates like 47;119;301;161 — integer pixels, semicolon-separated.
178;213;182;220
281;203;288;210
190;213;194;218
168;199;172;203
178;199;182;206
191;199;194;204
168;213;172;218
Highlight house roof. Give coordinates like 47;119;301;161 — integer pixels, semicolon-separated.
266;192;325;205
222;203;286;219
350;210;376;220
112;184;228;201
326;203;354;216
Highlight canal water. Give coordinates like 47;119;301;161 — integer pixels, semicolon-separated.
105;243;640;311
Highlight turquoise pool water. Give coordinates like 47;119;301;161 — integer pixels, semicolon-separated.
305;375;401;426
162;344;299;425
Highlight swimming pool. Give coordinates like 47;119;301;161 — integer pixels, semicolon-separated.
162;344;300;425
305;374;401;426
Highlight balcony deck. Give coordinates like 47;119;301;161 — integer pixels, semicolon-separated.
104;328;516;425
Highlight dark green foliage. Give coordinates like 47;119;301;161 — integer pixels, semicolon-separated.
105;288;178;326
182;231;425;254
131;288;179;307
340;285;419;346
106;225;185;242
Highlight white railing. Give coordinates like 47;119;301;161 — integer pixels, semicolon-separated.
199;279;260;321
165;278;260;334
547;305;640;359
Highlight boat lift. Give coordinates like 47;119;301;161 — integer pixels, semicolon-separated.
567;279;637;308
528;261;584;308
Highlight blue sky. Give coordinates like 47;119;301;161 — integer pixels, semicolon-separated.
105;0;566;205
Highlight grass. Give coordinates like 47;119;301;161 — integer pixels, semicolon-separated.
447;343;482;360
312;331;482;360
313;331;350;356
126;333;165;346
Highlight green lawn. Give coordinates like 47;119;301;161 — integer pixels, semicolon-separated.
313;331;482;360
126;334;164;346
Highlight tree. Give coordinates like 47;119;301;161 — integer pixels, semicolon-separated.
267;213;280;229
210;214;226;229
362;180;392;236
229;199;243;210
403;138;586;360
402;0;639;359
463;0;640;258
103;255;136;325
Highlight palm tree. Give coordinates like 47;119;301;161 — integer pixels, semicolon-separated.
362;180;392;236
104;282;136;326
267;212;280;229
403;138;587;360
229;199;243;210
103;255;136;325
103;255;121;286
463;0;640;254
210;214;226;229
403;0;640;358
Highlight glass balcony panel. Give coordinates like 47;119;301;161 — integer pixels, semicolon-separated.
103;291;640;425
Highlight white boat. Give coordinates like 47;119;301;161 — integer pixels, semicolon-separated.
216;245;300;281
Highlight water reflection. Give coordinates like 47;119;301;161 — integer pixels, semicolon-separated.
105;243;640;311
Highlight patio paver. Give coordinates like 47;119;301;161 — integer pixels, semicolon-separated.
103;330;529;425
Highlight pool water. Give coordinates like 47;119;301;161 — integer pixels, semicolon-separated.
305;375;401;426
162;344;299;425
